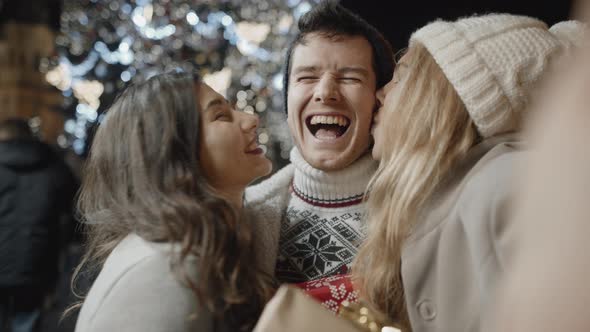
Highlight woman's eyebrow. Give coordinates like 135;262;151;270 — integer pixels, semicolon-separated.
205;98;226;111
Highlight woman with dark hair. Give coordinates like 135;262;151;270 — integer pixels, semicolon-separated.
72;71;274;332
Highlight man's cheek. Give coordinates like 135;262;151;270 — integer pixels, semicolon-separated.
287;113;296;132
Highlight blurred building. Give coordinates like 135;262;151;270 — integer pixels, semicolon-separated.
0;0;63;144
0;22;63;143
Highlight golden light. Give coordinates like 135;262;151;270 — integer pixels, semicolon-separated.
72;80;104;110
45;63;72;91
203;67;232;97
235;21;271;45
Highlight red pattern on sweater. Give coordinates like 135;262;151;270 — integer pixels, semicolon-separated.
295;274;359;314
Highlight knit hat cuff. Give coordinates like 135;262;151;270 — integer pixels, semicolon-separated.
410;21;513;137
550;20;588;49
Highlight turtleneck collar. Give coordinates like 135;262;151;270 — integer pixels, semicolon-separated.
290;148;378;208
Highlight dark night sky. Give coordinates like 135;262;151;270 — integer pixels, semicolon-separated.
0;0;574;43
340;0;574;50
0;0;61;30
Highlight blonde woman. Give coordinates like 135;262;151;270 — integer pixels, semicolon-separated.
353;15;582;331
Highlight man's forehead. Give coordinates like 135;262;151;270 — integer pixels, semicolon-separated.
300;31;359;43
291;34;374;69
297;32;372;51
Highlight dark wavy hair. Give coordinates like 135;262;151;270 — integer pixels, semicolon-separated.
282;0;395;113
68;71;273;330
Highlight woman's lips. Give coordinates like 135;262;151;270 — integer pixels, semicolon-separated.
246;147;264;155
245;137;264;154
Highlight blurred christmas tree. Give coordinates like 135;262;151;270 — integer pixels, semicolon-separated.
46;0;318;170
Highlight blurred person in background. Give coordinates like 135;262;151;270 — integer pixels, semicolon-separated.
0;118;78;332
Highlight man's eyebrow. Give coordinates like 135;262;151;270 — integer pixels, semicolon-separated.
205;98;226;110
292;66;318;75
338;67;370;76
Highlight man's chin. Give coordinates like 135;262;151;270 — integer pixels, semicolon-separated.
302;150;355;171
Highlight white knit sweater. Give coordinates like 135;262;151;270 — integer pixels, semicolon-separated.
245;148;377;283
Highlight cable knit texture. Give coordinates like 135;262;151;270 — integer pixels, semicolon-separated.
245;148;377;283
410;14;565;138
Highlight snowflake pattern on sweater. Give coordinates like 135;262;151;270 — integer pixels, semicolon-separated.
275;194;367;283
246;148;377;283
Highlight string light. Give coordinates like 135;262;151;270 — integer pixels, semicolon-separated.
50;0;319;162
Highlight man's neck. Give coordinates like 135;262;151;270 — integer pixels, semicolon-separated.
290;148;377;208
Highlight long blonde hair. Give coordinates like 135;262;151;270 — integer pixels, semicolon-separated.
353;43;480;328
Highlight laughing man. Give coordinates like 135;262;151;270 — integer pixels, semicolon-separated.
246;0;394;283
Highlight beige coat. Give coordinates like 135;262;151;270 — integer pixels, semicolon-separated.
401;134;522;332
75;234;231;332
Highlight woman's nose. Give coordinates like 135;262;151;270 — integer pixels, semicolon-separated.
240;111;260;132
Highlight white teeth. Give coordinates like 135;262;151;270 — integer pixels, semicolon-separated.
310;115;349;126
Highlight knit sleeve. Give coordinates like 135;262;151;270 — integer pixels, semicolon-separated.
83;255;214;332
245;163;295;276
245;163;295;204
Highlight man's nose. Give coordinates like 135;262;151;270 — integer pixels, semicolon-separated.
313;76;340;103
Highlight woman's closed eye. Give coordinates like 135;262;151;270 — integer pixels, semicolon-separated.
205;97;233;121
213;109;232;121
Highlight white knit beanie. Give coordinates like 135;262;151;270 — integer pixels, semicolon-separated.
550;20;588;50
410;14;564;137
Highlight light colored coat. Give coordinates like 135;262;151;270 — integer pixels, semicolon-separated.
402;134;522;332
75;234;230;332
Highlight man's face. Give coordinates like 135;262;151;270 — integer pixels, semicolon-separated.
287;33;377;171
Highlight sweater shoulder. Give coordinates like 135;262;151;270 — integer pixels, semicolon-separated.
245;163;294;205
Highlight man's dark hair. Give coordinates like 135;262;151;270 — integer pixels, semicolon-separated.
0;118;34;141
282;0;395;113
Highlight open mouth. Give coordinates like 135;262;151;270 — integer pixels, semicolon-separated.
245;137;262;154
305;114;350;140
